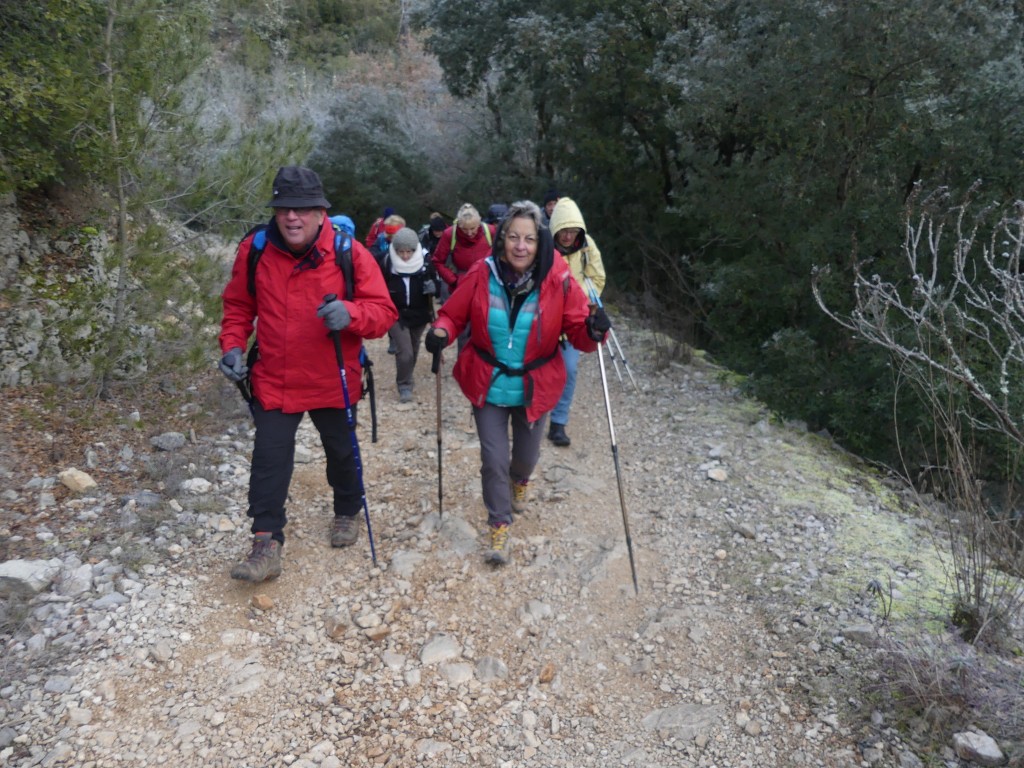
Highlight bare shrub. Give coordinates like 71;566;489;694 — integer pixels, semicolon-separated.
876;632;1024;743
813;184;1024;643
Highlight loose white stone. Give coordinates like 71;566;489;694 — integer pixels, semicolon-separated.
58;467;97;492
419;635;461;665
181;477;213;494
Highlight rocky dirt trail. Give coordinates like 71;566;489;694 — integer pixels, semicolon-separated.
0;321;954;767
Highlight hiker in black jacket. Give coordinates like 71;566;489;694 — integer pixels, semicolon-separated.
381;227;438;402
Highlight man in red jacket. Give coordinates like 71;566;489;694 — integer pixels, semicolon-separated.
219;166;398;582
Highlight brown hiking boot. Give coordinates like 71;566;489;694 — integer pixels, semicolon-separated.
511;479;529;514
331;514;361;548
484;524;512;565
230;533;282;582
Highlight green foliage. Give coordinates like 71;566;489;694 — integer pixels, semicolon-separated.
174;120;315;237
225;0;402;70
287;0;402;56
310;87;433;230
0;1;104;192
423;0;1024;465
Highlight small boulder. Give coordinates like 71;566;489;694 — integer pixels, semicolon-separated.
58;468;97;493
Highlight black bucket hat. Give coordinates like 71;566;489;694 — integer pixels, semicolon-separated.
266;166;331;209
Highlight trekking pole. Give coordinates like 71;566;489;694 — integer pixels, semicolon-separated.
597;339;639;595
432;347;444;518
583;276;640;394
235;379;255;418
609;327;639;393
359;346;378;443
581;278;623;385
324;293;378;566
428;296;444;518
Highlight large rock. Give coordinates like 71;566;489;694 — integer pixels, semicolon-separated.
150;432;186;451
0;558;62;596
642;703;725;741
953;730;1005;767
58;467;98;493
419;634;462;665
0;193;30;291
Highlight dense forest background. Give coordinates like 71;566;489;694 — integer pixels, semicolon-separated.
4;0;1024;486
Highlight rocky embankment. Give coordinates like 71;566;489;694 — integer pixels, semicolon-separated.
0;324;1014;768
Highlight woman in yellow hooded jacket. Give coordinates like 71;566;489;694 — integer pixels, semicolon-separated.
547;197;607;447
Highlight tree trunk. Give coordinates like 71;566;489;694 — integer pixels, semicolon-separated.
100;0;130;400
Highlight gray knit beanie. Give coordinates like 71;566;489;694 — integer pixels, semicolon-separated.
391;227;420;252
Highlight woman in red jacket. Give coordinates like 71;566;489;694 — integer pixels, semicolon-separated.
219;166;398;582
431;203;496;293
424;200;610;565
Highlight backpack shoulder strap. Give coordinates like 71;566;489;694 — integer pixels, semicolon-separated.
245;224;268;297
452;225;493;250
333;227;355;301
247;224;354;300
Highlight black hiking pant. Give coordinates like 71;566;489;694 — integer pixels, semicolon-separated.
247;400;361;544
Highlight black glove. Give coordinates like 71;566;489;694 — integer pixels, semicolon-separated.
218;347;248;382
424;329;448;355
422;278;437;296
317;297;351;331
586;308;611;341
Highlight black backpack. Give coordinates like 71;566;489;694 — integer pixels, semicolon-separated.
239;223;378;441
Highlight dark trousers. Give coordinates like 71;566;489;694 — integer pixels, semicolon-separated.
248;400;361;544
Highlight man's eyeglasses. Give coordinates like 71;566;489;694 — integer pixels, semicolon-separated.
275;206;318;216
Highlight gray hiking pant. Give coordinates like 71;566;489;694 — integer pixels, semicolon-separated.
473;403;547;527
388;321;426;390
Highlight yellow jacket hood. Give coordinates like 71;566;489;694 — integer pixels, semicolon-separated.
548;197;587;237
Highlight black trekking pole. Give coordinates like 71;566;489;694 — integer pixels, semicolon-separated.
324;293;378;566
235;379;255;418
432;347;444;518
597;338;639;595
428;297;444;518
583;276;640;394
359;346;378;443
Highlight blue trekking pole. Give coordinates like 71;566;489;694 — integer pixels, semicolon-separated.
324;293;378;566
583;276;640;394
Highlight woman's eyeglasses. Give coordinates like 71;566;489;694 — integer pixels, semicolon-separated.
506;234;537;246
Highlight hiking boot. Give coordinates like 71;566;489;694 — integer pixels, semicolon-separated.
548;422;571;447
331;514;361;548
230;533;282;582
511;479;529;514
484;524;511;565
398;386;413;403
